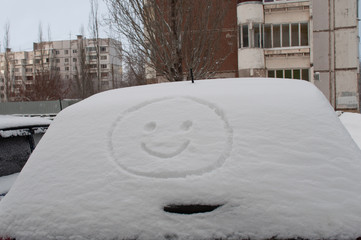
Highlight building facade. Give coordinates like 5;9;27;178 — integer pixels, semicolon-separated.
0;36;122;102
146;0;359;111
237;0;360;111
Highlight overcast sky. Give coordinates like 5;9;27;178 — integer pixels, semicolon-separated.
0;0;361;54
0;0;109;51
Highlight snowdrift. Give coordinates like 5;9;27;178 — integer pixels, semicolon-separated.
0;78;360;240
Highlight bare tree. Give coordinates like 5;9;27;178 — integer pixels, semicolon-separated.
17;23;70;101
105;0;234;82
89;0;102;92
123;46;146;86
1;22;14;101
72;28;94;99
15;69;69;101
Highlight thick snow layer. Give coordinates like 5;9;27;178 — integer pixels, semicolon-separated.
0;115;51;138
0;115;51;129
339;112;361;149
0;78;361;240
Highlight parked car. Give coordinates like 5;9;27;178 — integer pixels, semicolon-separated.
0;115;51;199
0;78;360;240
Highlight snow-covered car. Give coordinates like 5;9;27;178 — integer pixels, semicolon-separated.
0;115;51;199
0;78;361;240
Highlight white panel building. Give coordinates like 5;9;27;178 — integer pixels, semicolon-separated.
0;36;122;102
237;0;360;111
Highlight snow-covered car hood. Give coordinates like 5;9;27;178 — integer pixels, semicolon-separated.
0;78;361;240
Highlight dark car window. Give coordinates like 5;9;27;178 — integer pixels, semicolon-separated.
0;136;32;177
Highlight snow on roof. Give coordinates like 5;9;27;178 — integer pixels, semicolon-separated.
0;78;361;240
0;115;51;130
339;112;361;149
0;115;51;138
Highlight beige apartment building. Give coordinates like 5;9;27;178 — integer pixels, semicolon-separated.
237;0;360;111
0;36;122;102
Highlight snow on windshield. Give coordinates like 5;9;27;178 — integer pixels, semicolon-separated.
0;78;360;240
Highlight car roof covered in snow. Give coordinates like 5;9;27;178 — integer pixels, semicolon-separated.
0;78;361;240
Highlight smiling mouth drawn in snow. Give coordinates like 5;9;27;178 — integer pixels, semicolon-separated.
141;140;191;159
109;97;233;178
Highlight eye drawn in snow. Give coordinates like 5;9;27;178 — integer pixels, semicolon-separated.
109;97;233;178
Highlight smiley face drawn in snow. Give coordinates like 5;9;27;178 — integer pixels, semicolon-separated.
109;97;233;178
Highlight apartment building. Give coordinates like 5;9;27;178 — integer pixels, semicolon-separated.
147;0;359;111
0;36;122;102
237;0;360;111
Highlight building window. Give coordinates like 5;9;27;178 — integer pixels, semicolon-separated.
101;64;107;69
263;0;300;3
55;50;60;55
239;24;249;48
264;24;272;48
26;68;32;73
89;55;97;60
291;23;299;46
14;68;20;72
100;55;107;60
300;23;308;46
264;22;309;48
65;50;69;55
73;58;77;62
100;46;107;52
273;25;281;48
26;76;33;81
56;59;60;63
254;23;262;48
267;68;309;81
282;24;290;47
87;47;96;52
65;67;70;71
65;58;69;63
101;72;108;78
301;69;309;81
73;49;77;54
239;23;263;48
89;64;97;69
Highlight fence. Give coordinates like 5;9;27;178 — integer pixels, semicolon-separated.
0;100;79;118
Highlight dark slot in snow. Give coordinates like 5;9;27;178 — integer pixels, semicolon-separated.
163;204;223;214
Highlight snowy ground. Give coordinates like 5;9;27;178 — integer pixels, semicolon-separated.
0;79;360;240
0;173;19;201
339;112;361;149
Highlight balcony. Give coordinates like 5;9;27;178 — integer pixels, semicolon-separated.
263;0;308;3
238;0;262;3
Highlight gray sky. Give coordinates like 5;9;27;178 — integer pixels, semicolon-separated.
0;0;109;51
